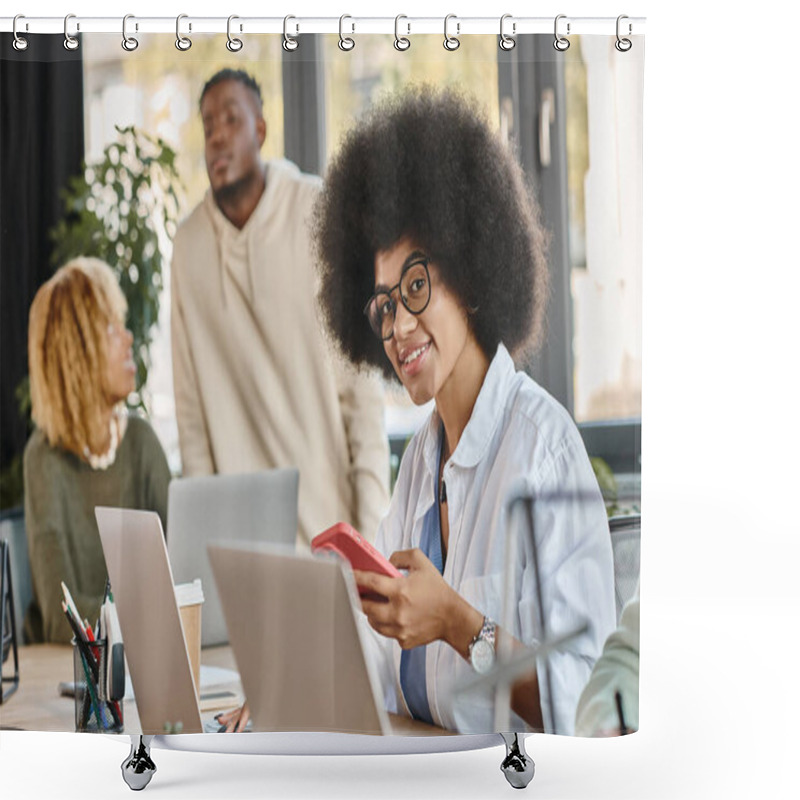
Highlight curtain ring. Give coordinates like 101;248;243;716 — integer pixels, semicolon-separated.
63;14;79;51
226;15;243;52
175;14;192;51
12;14;28;51
553;14;570;52
122;14;139;51
338;14;355;51
394;15;410;51
443;14;460;51
283;15;299;52
615;15;632;52
499;14;516;51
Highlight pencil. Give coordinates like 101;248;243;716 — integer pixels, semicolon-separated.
615;690;629;736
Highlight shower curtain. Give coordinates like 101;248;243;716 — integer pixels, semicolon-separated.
0;14;644;753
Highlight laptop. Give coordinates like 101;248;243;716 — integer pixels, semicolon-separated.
167;470;299;647
95;507;203;734
208;543;390;735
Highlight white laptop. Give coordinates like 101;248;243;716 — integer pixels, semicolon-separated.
208;543;391;735
95;507;204;735
167;470;299;647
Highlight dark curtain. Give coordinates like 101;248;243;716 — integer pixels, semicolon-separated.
0;35;84;508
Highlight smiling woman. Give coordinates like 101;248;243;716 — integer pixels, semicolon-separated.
23;258;171;644
313;87;616;735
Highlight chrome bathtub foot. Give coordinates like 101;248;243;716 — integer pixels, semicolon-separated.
122;735;156;791
500;732;535;789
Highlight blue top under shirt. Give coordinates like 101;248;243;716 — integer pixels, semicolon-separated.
399;429;445;724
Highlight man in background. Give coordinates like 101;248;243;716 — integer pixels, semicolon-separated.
171;69;389;546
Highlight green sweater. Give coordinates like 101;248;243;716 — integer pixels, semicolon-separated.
23;415;171;644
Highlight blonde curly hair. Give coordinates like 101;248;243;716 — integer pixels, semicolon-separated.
28;257;129;460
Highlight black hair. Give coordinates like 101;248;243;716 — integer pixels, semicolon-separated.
313;85;549;381
200;68;263;112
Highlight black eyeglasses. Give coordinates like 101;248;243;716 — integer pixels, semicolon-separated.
364;256;432;341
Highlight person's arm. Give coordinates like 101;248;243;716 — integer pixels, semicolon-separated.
24;444;99;643
574;586;640;736
216;703;251;733
355;550;544;730
171;233;215;476
332;356;390;542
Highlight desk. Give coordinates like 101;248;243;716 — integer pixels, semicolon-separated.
1;645;449;736
0;644;238;732
1;645;76;731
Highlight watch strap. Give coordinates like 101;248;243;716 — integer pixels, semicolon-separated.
469;616;496;653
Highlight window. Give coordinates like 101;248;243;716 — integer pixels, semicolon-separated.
323;35;499;158
565;37;642;426
498;36;642;485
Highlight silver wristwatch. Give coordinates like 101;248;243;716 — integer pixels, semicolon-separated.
469;616;497;674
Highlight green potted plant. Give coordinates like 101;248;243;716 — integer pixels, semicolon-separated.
49;124;182;407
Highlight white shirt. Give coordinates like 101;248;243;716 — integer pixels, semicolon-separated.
366;344;616;734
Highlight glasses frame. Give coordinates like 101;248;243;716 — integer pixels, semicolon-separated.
363;256;432;341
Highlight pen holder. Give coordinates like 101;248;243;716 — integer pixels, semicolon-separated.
72;637;124;733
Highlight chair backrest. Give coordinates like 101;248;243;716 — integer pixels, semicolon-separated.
608;514;641;624
0;508;31;641
1;536;21;701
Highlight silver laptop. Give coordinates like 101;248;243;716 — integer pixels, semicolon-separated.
95;507;203;735
167;470;299;647
208;543;390;735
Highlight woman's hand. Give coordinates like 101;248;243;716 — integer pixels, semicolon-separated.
358;550;544;729
215;702;250;732
354;548;482;654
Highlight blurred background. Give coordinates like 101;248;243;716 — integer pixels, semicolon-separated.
1;32;642;519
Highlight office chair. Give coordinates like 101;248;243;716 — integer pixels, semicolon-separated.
1;538;20;702
608;514;641;623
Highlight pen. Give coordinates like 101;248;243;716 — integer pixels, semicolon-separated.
615;690;629;736
61;581;87;638
79;647;107;730
84;618;100;661
78;681;91;729
62;602;99;682
109;698;123;729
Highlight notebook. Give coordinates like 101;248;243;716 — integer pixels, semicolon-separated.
95;507;204;735
208;542;391;735
167;470;299;647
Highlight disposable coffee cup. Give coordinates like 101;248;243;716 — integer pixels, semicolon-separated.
175;579;204;693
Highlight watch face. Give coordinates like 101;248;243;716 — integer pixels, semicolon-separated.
470;639;495;675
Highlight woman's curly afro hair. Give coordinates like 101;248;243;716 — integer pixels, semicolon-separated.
313;85;549;381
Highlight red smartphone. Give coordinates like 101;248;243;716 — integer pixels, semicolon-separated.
311;522;401;597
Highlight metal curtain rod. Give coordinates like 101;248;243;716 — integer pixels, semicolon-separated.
0;15;646;36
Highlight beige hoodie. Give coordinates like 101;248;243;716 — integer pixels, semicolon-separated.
171;159;390;547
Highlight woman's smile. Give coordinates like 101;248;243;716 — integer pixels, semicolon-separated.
399;340;431;376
